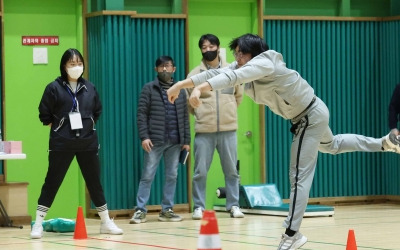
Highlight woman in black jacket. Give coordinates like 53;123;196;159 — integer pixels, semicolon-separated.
31;48;123;239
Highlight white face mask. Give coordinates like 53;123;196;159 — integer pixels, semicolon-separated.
67;66;83;80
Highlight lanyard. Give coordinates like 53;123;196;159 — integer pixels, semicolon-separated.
65;86;79;112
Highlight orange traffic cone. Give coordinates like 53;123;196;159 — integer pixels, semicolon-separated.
197;210;222;250
73;206;87;239
346;229;357;250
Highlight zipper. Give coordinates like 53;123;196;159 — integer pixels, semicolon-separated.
91;117;96;130
216;90;220;132
54;117;65;132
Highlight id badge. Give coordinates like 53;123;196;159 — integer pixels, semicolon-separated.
69;112;83;130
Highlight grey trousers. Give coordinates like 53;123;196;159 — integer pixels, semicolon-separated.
192;131;239;211
283;97;383;231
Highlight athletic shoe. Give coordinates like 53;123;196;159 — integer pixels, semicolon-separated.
30;223;43;239
382;134;400;153
100;219;123;234
130;210;147;224
158;209;182;222
230;206;245;218
278;232;307;250
192;207;203;220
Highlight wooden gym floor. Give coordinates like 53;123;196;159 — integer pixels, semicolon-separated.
0;204;398;250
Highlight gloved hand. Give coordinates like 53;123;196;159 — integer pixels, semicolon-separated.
388;128;400;145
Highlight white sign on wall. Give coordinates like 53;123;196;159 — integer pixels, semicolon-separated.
33;48;48;64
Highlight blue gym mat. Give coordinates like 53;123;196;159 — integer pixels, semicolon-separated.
214;184;334;217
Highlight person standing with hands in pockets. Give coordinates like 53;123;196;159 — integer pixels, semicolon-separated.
32;48;123;239
167;33;398;249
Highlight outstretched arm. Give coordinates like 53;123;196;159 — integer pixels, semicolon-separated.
167;78;195;103
188;82;212;108
168;65;231;103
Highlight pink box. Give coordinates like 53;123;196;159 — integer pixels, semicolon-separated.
3;141;22;154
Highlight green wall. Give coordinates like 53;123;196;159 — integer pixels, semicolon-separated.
188;0;262;210
4;0;85;219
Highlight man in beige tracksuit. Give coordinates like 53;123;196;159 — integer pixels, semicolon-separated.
187;34;245;219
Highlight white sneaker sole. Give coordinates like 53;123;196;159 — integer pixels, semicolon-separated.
100;229;123;235
30;234;42;239
129;218;146;224
290;236;307;249
158;217;182;222
230;213;245;218
192;214;202;220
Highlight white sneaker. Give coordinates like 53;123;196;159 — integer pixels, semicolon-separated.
100;219;123;235
30;223;43;239
192;207;203;220
383;133;400;153
230;206;244;218
278;232;307;250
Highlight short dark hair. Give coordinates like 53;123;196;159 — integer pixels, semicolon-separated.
198;34;220;48
155;55;174;67
229;33;269;58
60;48;85;81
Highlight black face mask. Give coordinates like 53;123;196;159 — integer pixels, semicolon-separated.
158;71;173;83
202;50;218;62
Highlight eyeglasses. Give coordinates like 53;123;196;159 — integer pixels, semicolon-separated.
233;51;243;59
157;64;174;69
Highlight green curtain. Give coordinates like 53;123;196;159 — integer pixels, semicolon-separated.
263;20;400;199
87;15;187;209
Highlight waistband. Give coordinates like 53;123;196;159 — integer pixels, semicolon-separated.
293;96;316;121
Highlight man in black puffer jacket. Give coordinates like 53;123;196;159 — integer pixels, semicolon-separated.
131;56;190;224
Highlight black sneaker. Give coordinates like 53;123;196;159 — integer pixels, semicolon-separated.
130;210;147;224
158;209;182;222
